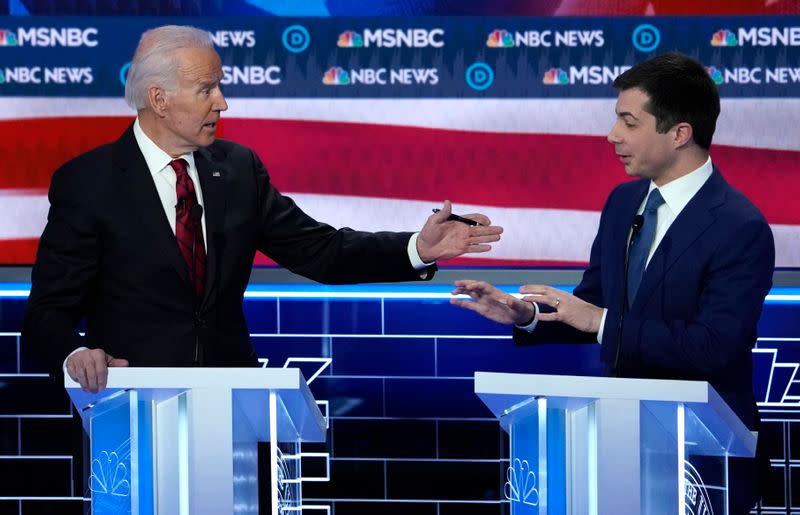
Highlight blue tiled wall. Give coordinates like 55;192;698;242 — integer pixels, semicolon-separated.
0;283;798;514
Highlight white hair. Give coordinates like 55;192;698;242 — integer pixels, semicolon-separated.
124;25;214;110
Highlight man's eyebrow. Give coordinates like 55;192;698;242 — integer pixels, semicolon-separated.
616;110;639;120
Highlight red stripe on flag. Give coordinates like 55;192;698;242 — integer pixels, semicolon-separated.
225;119;800;224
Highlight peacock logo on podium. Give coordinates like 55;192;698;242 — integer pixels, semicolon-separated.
684;461;714;515
276;447;295;509
504;458;540;506
90;449;131;497
90;448;131;512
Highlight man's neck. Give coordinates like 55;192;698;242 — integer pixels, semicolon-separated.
137;111;189;159
653;149;710;187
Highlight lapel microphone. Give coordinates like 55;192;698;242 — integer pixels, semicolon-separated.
630;214;645;242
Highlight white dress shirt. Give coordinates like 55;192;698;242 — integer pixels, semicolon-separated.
132;119;207;242
519;157;714;341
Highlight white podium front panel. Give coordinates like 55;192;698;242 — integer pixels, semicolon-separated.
475;372;757;515
66;367;326;515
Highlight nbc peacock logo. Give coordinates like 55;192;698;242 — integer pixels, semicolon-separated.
337;31;363;48
322;66;350;85
711;29;737;47
705;66;724;85
486;29;514;48
0;29;19;46
543;67;569;85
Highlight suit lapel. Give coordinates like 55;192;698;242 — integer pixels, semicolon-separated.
195;147;227;308
632;169;726;311
112;124;189;284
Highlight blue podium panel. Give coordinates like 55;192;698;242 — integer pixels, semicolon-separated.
67;368;325;515
478;373;756;515
89;393;133;515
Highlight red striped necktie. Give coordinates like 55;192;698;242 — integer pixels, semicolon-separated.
170;159;206;297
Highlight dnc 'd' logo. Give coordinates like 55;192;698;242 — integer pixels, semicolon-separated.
711;29;738;47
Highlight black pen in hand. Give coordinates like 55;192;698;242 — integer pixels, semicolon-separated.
432;208;481;226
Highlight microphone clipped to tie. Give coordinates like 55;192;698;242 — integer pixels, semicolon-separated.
630;214;645;241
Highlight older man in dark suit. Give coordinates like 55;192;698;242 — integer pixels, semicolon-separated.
23;25;502;393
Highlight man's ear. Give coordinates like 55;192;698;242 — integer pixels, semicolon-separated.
147;86;168;118
672;122;694;148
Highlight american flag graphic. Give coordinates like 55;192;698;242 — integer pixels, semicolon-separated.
1;97;798;267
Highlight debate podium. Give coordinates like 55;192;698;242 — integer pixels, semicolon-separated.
475;372;756;515
65;367;326;515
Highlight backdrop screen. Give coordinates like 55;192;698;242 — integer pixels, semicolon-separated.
1;1;798;266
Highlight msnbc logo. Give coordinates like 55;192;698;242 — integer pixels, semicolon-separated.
711;29;737;47
0;29;18;46
705;66;724;85
487;29;513;48
543;68;569;85
337;31;363;47
323;67;350;85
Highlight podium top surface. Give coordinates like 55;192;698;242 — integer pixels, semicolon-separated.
64;367;310;391
475;372;716;403
475;372;756;456
64;367;327;442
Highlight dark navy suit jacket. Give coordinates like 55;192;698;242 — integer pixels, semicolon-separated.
23;124;432;374
515;167;775;431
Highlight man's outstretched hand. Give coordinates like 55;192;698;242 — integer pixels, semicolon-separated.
416;201;503;263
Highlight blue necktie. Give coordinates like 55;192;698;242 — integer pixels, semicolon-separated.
627;189;665;308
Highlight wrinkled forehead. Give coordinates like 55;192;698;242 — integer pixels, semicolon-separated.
174;47;223;84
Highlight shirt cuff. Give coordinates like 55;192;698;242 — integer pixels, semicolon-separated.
515;302;539;332
408;233;434;271
597;308;608;344
63;347;88;374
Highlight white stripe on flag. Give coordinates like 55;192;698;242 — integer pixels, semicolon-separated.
0;97;797;151
3;191;799;266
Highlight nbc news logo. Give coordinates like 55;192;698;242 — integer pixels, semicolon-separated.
322;67;350;85
0;29;19;46
337;31;363;48
486;29;514;48
542;68;568;85
711;29;737;47
705;66;724;84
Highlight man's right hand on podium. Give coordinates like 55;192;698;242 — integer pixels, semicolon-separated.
66;348;129;393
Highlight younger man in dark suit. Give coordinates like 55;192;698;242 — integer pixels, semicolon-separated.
452;53;774;513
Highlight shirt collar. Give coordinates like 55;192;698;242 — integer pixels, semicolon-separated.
133;118;196;176
648;156;713;216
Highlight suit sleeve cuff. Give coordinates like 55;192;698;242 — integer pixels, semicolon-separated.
408;233;435;277
515;302;539;332
597;308;608;344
